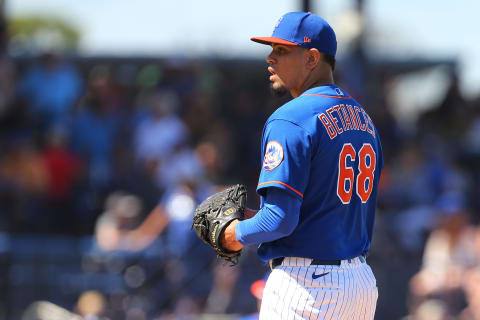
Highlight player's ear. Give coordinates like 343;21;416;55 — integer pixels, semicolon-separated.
305;48;321;70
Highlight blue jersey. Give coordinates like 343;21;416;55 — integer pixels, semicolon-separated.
256;84;383;261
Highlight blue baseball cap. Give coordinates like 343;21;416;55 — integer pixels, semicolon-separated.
251;12;337;57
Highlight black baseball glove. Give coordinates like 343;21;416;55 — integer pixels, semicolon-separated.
192;184;247;263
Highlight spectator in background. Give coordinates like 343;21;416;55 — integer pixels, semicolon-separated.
382;140;468;254
194;139;227;185
134;90;187;183
95;191;144;252
68;102;118;189
40;126;82;234
190;121;235;185
155;142;205;191
17;52;82;131
69;66;122;189
183;91;220;142
78;64;126;113
0;135;49;232
408;200;479;317
96;175;214;256
109;139;162;216
418;70;470;140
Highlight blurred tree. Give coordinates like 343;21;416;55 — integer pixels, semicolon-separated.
7;15;80;54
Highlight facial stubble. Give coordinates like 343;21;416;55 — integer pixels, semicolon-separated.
269;82;288;97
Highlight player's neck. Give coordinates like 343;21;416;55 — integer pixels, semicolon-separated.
291;75;334;98
307;77;334;90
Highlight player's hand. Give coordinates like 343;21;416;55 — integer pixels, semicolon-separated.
221;219;243;252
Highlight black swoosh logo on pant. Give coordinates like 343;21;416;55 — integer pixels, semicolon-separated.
312;272;329;279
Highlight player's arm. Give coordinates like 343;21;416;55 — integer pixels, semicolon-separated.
221;187;301;251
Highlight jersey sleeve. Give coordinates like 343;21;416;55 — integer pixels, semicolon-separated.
257;119;311;200
236;188;302;245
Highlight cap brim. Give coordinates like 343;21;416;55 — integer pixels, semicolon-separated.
250;37;299;46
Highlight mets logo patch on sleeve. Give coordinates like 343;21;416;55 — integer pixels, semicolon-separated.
263;141;284;171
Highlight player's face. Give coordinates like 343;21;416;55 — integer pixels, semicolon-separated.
266;44;309;98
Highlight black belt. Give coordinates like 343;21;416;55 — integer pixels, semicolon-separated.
271;255;366;269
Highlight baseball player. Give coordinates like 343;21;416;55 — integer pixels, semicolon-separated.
221;12;383;319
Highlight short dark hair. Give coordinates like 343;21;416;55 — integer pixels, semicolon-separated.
323;54;336;71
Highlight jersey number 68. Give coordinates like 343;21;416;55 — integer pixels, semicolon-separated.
337;143;376;204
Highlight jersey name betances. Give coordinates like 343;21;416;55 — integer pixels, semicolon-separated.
318;103;376;140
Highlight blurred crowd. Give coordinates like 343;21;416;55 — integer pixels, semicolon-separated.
0;49;480;319
0;51;275;320
0;53;270;236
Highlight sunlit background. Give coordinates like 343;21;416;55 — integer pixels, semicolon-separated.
0;0;479;319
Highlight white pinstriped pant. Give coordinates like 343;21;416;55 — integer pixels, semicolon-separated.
259;257;378;320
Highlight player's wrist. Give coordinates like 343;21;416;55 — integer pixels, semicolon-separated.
221;219;243;251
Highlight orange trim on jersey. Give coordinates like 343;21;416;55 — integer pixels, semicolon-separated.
257;181;304;198
302;94;351;100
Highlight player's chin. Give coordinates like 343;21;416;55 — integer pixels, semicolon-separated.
269;82;288;97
